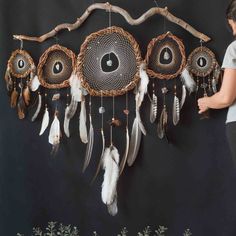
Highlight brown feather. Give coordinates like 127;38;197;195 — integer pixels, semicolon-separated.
10;89;19;108
17;95;26;119
23;86;30;106
4;70;9;84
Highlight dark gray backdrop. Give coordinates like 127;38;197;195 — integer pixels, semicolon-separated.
0;0;236;235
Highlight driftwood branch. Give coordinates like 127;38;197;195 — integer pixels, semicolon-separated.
13;2;211;43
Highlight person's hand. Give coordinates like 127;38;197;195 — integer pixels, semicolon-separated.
198;97;209;114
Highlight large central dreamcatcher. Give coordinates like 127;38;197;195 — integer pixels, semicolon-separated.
77;26;148;215
145;32;196;140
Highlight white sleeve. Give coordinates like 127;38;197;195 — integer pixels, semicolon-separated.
222;41;236;69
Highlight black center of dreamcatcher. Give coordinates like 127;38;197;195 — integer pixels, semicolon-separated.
197;57;207;68
101;52;119;72
18;59;25;69
53;61;63;74
160;47;173;65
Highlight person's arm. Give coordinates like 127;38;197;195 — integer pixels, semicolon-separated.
198;68;236;113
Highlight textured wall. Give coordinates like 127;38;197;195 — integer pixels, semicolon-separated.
0;0;236;235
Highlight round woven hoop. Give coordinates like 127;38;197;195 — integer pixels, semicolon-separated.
7;49;35;79
37;44;76;89
187;46;216;77
77;26;142;97
145;32;186;80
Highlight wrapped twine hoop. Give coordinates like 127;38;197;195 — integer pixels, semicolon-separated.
187;46;217;77
7;49;35;78
37;44;76;89
146;32;186;80
77;26;142;97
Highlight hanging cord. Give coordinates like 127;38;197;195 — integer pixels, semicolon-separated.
20;39;24;50
100;91;104;131
89;94;92;123
125;91;129;128
108;5;112;62
163;79;167;107
110;95;115;146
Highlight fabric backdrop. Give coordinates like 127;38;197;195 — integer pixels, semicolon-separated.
0;0;235;235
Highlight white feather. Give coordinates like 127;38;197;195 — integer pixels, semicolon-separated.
48;114;61;146
127;117;142;167
136;63;149;108
82;115;94;172
30;75;40;92
150;94;157;123
80;100;88;143
119;127;130;176
31;93;42;122
102;146;120;206
136;108;146;136
64;106;70;138
69;72;83;102
181;67;196;94
39;108;49;136
180;85;187;109
107;195;118;216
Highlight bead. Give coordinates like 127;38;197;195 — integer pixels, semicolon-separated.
123;109;129;115
106;60;112;67
161;87;168;94
99;106;105;114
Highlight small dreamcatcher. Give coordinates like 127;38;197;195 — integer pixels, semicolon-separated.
77;25;148;215
187;45;221;118
5;41;36;119
30;44;85;154
146;32;196;140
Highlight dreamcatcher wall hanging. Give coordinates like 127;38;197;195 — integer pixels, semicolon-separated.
8;1;212;217
145;32;196;140
30;44;87;154
77;25;149;215
5;41;36;119
187;45;221;118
